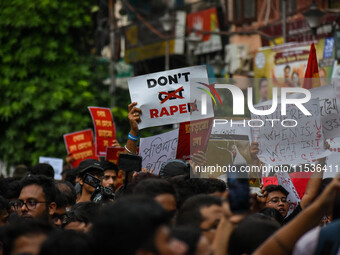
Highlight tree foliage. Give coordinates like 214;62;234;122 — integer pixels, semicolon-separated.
0;0;132;168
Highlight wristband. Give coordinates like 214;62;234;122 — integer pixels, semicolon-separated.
128;132;139;141
124;145;136;155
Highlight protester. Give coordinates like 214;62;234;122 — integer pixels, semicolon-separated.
52;180;76;227
16;175;57;222
133;178;177;212
90;196;187;255
0;219;54;255
176;194;223;244
100;160;119;192
62;201;100;233
39;229;92;255
76;159;104;203
29;163;55;179
0;196;9;226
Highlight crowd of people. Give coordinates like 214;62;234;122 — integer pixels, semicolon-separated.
0;102;340;255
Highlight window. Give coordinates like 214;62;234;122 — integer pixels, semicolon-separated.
233;0;257;25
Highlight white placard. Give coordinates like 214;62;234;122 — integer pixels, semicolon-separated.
139;129;179;174
325;137;340;178
251;98;329;166
39;157;63;180
276;171;301;216
128;65;214;129
289;84;340;139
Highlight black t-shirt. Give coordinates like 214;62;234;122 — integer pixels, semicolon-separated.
283;203;302;224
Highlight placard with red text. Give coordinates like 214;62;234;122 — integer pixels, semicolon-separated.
63;129;98;168
88;107;116;157
128;65;214;129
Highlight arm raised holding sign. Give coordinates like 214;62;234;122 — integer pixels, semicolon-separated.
123;102;142;155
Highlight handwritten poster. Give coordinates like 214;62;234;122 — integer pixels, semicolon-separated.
276;171;301;216
88;107;116;157
325;137;340;178
63;129;98;168
252;99;329;165
139;129;179;174
176;118;213;160
128;65;214;129
39;157;63;180
289;84;340;139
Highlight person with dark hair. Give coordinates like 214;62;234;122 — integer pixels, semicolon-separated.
260;207;284;225
0;195;9;226
197;178;227;197
100;160;119;192
253;142;327;224
39;229;92;255
172;226;212;255
29;163;55;179
61;168;77;186
13;164;28;178
77;159;104;203
15;175;57;222
159;159;191;178
90;196;187;255
134;178;177;212
52;180;76;227
176;194;223;244
0;219;54;255
62;201;101;233
263;185;290;218
228;214;280;255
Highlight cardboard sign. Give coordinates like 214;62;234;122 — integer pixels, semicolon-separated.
139;129;179;174
63;129;98;168
39;157;63;180
176;118;213;161
88;107;116;157
128;65;214;129
252;98;329;165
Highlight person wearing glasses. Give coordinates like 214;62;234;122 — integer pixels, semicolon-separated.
16;175;57;222
263;185;290;219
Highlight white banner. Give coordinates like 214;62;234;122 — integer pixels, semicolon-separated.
276;171;301;216
128;65;214;129
139;129;179;174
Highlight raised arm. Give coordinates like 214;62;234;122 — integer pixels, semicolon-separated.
123;102;142;155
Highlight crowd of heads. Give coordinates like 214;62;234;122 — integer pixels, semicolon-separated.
0;154;339;255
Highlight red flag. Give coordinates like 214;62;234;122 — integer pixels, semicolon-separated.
302;43;320;89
